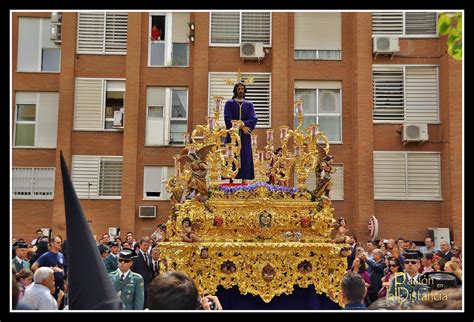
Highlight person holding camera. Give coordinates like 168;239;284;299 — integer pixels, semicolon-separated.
148;271;222;310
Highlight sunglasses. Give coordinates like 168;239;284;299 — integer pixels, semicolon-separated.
452;248;460;251
118;259;132;263
405;260;418;265
389;264;398;267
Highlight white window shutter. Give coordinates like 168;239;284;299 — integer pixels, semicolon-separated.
241;12;271;46
105;13;128;53
331;165;344;200
294;13;341;50
209;72;271;128
36;92;59;148
146;87;166;145
77;12;106;53
172;12;190;43
407;153;441;199
144;166;163;198
405;12;437;35
372;12;404;35
32;168;55;198
17;17;41;71
12;168;33;198
74;78;104;130
373;152;407;199
372;66;404;121
210;12;240;45
12;167;55;199
405;66;439;123
71;155;100;198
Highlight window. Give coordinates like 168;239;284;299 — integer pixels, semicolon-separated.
297;164;344;200
17;17;61;72
77;12;128;54
294;13;341;60
210;12;271;46
74;78;125;130
372;12;438;37
14;92;59;148
294;81;342;143
71;155;123;199
12;167;55;199
146;87;188;145
149;12;190;66
143;166;174;199
373;152;441;200
208;72;271;128
373;65;439;123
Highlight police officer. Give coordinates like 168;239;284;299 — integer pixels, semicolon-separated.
105;241;120;273
12;242;30;272
108;249;144;310
388;250;430;302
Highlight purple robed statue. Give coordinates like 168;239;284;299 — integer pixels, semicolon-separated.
224;83;258;181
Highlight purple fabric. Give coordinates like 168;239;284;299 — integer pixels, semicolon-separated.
215;285;341;310
224;99;257;179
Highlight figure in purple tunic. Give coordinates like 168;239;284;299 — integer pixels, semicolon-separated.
224;83;258;183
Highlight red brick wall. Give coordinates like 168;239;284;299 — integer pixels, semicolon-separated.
11;12;462;246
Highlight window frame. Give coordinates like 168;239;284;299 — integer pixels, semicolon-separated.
14;103;37;148
209;12;272;47
373;151;442;201
371;11;439;38
293;86;343;144
143;166;175;200
148;13;189;67
372;64;440;124
17;17;61;73
12;167;56;200
145;87;189;146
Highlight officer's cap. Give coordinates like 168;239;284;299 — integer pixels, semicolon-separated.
98;244;109;254
108;241;119;247
404;249;423;260
14;242;28;249
119;248;137;260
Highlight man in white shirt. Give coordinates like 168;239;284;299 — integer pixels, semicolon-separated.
22;267;58;310
419;237;440;255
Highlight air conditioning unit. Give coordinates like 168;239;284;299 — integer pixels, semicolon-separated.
50;24;61;43
373;36;399;54
240;42;265;60
108;227;120;237
139;206;157;218
51;12;62;23
113;110;124;128
428;227;451;249
402;123;429;142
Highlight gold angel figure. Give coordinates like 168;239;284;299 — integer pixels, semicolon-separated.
313;145;336;199
178;144;216;197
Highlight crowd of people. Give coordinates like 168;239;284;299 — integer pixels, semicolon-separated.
12;227;462;311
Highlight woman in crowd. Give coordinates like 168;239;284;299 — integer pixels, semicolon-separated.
378;257;403;299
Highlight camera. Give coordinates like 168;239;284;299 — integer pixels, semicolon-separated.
208;299;217;310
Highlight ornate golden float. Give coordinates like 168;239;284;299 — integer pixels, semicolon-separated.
160;85;346;306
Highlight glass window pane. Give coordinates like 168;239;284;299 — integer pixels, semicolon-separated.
15;124;35;146
41;48;60;72
318;116;341;142
171;90;187;118
172;43;189;66
295;89;317;114
150;42;165;65
148;106;164;118
170;120;187;144
294;50;317;59
319;90;341;113
318;50;341;60
17;104;36;121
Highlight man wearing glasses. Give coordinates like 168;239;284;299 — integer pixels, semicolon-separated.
108;249;145;310
388;250;430;303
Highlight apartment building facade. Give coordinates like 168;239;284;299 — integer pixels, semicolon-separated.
11;11;462;245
